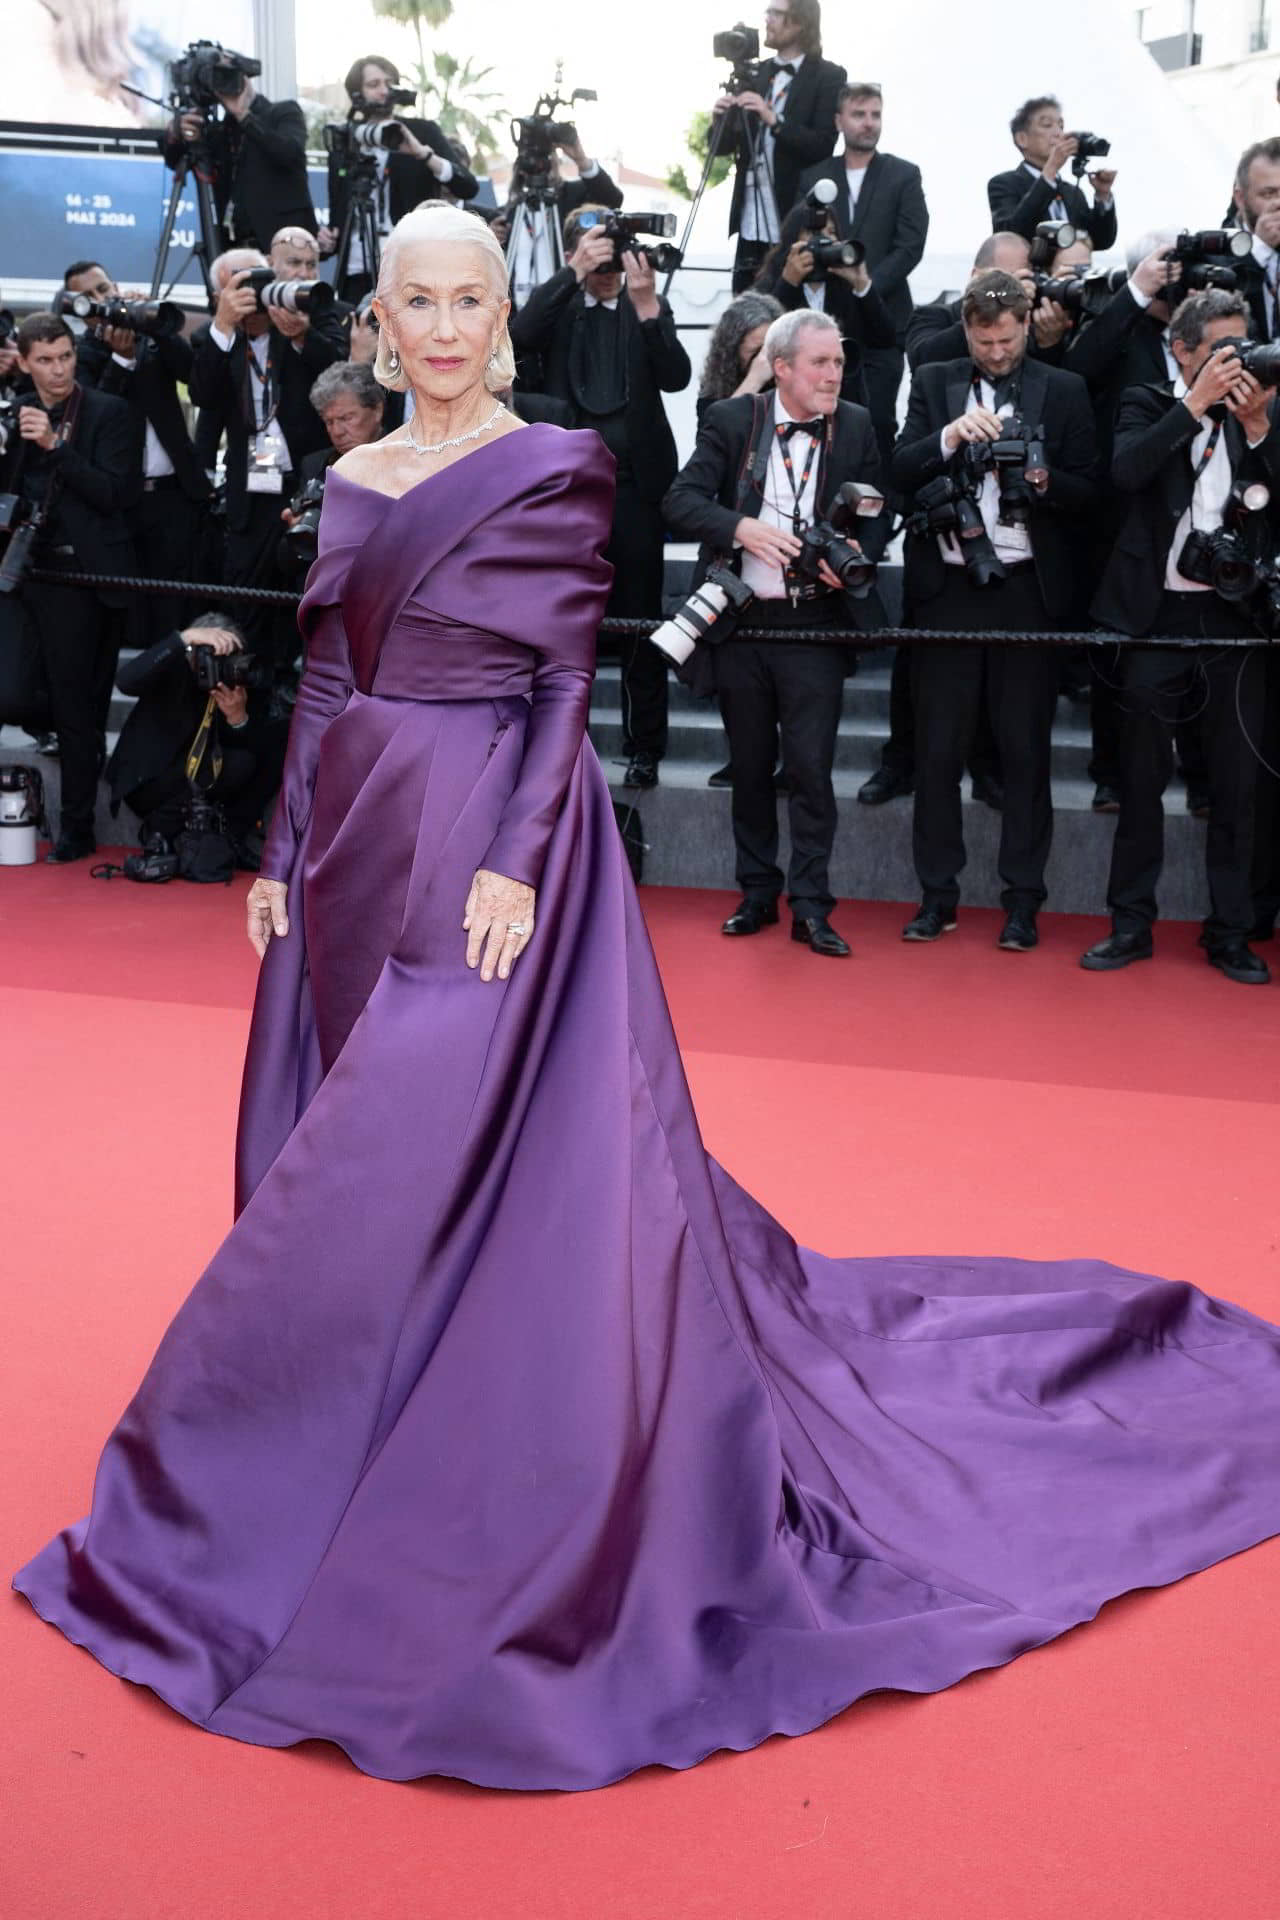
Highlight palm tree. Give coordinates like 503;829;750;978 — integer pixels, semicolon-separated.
420;51;506;174
371;0;455;96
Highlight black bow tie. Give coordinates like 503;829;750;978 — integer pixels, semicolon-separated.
780;417;824;440
774;59;797;75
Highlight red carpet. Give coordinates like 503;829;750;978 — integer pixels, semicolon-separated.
5;859;1280;1919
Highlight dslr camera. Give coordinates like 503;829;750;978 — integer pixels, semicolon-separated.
188;643;271;692
1034;264;1128;320
650;563;755;672
170;40;260;114
1065;131;1109;179
786;482;884;603
52;292;185;340
279;473;327;575
1176;478;1280;631
0;490;48;594
713;22;761;94
575;210;682;275
960;413;1048;529
1029;220;1077;272
798;181;865;276
510;84;598;200
1166;228;1252;295
241;267;335;317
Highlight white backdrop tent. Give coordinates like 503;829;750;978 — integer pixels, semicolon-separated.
660;0;1241;461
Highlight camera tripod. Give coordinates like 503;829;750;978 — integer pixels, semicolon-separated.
662;67;778;299
331;148;386;301
504;183;565;304
124;84;224;302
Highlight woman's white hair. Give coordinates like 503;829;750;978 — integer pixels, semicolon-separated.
762;307;842;369
373;204;514;395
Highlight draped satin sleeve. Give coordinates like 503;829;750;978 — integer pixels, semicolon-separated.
259;604;353;884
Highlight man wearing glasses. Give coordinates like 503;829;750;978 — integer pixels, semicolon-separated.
713;2;847;293
891;270;1099;953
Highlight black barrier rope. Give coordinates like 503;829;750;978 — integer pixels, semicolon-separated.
27;567;1277;649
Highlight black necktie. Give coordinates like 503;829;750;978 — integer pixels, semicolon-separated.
780;417;824;440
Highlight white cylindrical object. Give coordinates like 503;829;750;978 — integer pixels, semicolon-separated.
0;821;37;865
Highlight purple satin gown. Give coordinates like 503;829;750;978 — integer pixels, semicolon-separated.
13;424;1280;1791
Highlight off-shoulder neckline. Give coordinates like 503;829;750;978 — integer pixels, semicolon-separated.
326;421;585;504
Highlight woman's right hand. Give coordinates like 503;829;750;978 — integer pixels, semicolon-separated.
247;878;289;960
781;237;814;287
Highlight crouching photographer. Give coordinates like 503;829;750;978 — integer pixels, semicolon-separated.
891;269;1098;952
278;362;388;580
107;613;288;879
1084;290;1280;984
663;308;887;956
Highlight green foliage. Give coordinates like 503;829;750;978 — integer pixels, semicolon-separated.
666;110;732;201
419;50;506;172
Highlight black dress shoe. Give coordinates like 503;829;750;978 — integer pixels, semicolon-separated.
791;916;851;957
902;905;957;942
721;898;780;936
622;752;659;789
970;773;1004;811
45;831;97;864
707;762;732;788
1186;787;1210;819
998;908;1038;951
857;765;914;805
1205;941;1270;985
1079;931;1153;971
1091;784;1121;813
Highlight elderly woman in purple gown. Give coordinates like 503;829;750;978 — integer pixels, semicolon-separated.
13;205;1280;1794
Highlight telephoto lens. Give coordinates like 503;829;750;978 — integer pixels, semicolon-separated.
649;566;755;667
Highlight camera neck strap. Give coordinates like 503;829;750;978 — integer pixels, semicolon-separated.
243;335;278;432
186;696;224;789
1186;415;1224;531
11;380;82;511
971;367;1021;414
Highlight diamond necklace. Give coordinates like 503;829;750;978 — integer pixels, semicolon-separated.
404;402;505;456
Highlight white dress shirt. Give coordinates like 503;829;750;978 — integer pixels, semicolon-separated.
1163;375;1265;591
937;376;1032;569
583;292;619;310
1022;158;1067;225
738;392;823;600
844;159;869;217
739;53;805;246
111;349;174;480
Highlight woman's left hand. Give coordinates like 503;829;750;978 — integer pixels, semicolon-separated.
464;868;535;982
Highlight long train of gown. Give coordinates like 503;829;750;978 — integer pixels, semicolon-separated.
13;425;1280;1790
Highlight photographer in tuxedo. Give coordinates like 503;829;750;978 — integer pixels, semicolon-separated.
61;259;211;644
189;249;343;661
1231;139;1280;344
752;194;898;410
714;3;846;293
796;83;928;469
3;314;142;860
319;56;478;303
891;270;1098;952
663;308;888;957
1083;290;1280;985
164;70;314;254
988;97;1117;253
509;205;691;789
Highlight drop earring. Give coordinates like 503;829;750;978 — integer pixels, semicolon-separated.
388;344;401;374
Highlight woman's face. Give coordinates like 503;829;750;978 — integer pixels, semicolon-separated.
738;322;769;371
373;239;509;403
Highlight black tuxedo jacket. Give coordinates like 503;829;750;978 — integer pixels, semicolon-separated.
109;631;275;806
1233;253;1275;344
890;356;1099;619
722;55;846;235
662;392;888;629
987;164;1117;253
188;323;342;531
165;95;316;251
77;333;211;502
1092;383;1280;635
328;117;479;236
2;383;143;602
508;269;691;503
795;150;928;337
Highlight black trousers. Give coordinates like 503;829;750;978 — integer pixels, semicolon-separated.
603;483;668;759
1252;648;1280;934
226;484;297;666
128;748;280;843
127;485;206;646
881;643;1001;784
715;619;847;919
1089;644;1209;793
732;239;772;294
1107;593;1265;945
910;566;1059;914
24;580;114;839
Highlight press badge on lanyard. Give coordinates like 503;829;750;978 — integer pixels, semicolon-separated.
248;419;288;494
